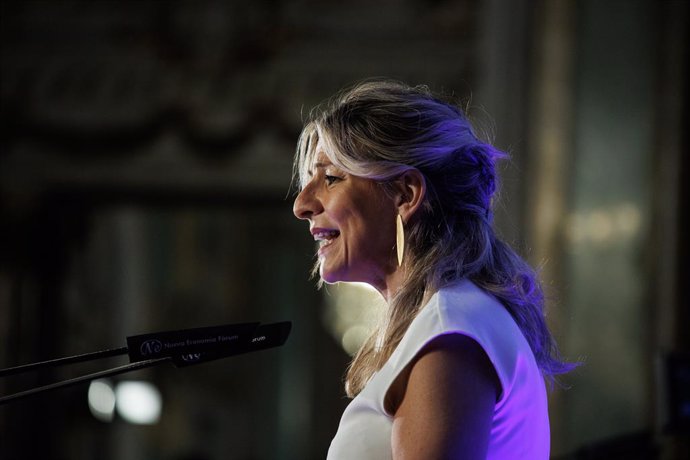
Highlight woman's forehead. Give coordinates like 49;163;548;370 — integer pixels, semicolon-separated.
308;139;334;170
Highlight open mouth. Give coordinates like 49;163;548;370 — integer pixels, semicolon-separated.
313;230;340;251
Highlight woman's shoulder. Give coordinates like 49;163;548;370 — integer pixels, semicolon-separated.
426;279;516;333
410;279;537;400
391;280;512;364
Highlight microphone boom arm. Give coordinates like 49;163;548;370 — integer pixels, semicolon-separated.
0;321;291;405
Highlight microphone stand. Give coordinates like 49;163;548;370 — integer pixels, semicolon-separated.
0;321;291;405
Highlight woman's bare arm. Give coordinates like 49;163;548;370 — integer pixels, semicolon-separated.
390;334;500;460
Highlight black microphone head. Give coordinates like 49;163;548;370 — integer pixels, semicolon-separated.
126;322;260;363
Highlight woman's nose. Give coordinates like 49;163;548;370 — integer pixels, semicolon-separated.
293;185;321;220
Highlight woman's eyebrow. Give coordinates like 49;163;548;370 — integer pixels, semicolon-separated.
307;162;331;176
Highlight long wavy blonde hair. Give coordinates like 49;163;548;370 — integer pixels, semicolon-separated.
294;80;575;397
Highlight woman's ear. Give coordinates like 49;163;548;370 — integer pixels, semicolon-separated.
395;169;426;222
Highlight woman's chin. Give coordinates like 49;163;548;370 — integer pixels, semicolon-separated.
319;268;340;285
319;262;351;285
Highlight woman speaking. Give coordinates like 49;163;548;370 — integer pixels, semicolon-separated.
292;80;574;459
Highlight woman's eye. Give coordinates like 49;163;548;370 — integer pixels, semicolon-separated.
325;175;341;185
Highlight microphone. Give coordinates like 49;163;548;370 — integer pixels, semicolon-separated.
0;321;292;405
128;321;292;366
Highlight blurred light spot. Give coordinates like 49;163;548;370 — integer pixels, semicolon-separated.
350;282;378;293
88;379;115;422
587;211;614;242
115;381;162;424
323;282;385;356
565;203;643;247
341;325;370;356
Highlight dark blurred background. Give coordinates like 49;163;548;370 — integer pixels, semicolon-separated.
0;0;688;459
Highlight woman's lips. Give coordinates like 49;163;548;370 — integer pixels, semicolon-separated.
312;229;340;257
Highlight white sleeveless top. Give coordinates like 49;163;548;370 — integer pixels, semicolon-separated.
327;279;550;459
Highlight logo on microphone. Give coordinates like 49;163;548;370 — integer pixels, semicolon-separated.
181;353;202;362
140;339;163;356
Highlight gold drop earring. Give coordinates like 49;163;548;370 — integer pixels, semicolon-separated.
396;214;405;267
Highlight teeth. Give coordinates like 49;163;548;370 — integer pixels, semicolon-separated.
313;231;339;247
313;231;339;241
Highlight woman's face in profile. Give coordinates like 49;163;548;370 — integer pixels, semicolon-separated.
293;140;398;290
